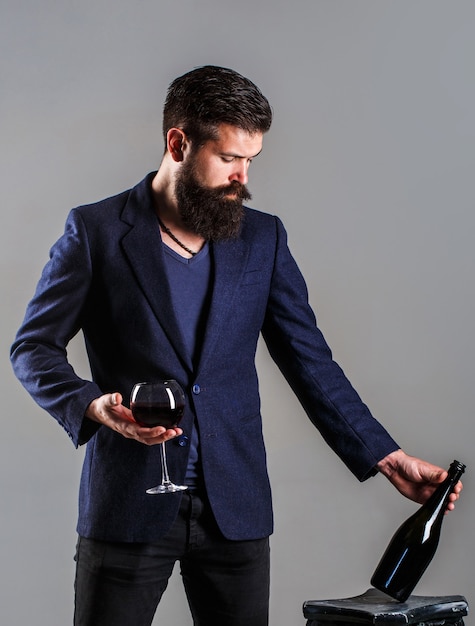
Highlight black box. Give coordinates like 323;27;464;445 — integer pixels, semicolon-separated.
303;588;468;625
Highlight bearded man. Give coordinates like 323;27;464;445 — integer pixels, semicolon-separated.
10;66;462;626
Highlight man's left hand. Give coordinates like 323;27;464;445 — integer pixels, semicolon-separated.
377;449;463;511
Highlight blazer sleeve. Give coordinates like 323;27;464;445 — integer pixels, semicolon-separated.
261;216;399;480
10;209;103;447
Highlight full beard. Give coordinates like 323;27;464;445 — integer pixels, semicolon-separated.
175;161;251;241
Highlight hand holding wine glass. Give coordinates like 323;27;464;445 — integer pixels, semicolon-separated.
130;380;187;494
85;391;183;446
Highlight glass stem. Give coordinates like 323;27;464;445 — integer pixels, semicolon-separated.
159;442;171;486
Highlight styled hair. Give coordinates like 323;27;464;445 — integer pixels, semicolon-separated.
162;65;273;146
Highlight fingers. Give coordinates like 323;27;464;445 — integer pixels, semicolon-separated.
109;392;122;407
398;453;444;484
449;480;463;498
445;484;462;513
113;406;182;444
379;450;464;510
420;464;446;485
86;393;183;445
134;427;183;446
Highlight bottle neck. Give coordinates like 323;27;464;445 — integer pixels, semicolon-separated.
424;460;465;515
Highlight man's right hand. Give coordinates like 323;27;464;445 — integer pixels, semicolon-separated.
85;392;183;446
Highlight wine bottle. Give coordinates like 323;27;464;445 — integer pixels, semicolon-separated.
371;460;465;602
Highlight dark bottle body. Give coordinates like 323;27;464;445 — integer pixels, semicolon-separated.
371;460;465;602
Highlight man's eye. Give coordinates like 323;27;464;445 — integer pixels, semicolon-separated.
221;157;235;163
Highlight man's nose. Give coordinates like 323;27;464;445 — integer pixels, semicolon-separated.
229;162;249;185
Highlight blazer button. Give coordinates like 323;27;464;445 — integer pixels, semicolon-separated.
192;384;201;394
176;435;189;447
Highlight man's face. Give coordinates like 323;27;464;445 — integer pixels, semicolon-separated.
175;124;263;241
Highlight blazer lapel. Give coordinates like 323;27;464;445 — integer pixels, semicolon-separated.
195;236;250;376
119;176;193;372
118;174;251;377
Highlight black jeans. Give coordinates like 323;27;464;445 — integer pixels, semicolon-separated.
74;490;270;626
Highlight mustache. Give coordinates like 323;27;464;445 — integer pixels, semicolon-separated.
210;180;252;201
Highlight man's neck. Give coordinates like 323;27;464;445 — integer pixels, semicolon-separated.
151;168;206;258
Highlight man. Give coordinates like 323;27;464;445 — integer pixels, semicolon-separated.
11;66;461;626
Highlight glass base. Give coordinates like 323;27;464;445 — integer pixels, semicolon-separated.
146;483;188;495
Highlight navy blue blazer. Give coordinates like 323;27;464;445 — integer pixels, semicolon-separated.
11;173;399;542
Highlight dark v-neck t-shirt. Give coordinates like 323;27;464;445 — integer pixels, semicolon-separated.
162;242;212;486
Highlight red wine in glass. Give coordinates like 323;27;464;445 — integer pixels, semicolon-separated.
131;402;184;428
130;380;187;494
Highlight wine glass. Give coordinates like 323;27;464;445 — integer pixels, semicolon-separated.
130;380;187;494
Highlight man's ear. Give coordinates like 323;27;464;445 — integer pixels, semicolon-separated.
166;128;187;162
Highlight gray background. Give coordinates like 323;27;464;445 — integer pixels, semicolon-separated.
2;1;473;624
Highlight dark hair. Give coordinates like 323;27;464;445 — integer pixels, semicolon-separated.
162;65;272;146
